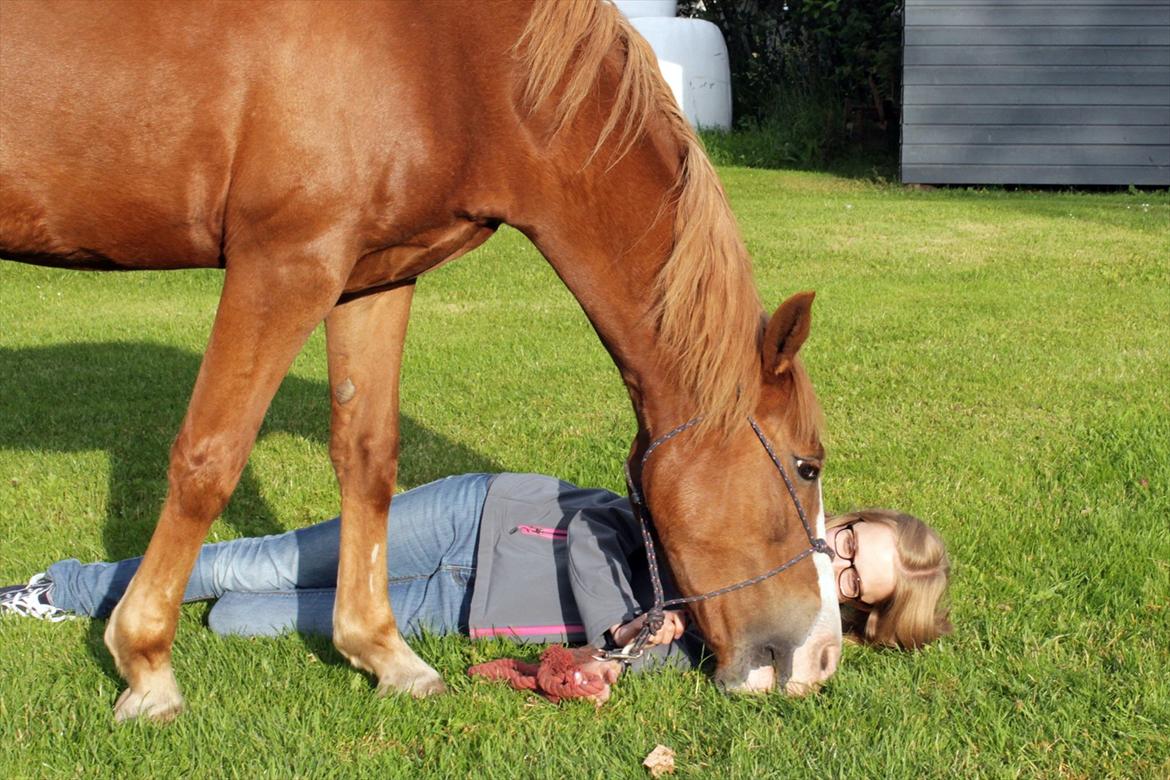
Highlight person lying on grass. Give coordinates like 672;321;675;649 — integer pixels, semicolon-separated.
1;472;951;700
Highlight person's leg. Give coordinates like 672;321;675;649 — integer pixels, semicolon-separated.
208;588;337;637
45;472;491;620
208;571;473;639
384;473;490;576
46;518;342;618
207;473;492;638
384;472;489;634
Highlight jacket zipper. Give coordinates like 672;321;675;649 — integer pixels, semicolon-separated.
513;524;567;540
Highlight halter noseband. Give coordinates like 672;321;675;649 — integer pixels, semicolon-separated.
599;416;833;662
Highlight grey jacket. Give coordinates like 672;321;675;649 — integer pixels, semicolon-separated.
467;473;704;669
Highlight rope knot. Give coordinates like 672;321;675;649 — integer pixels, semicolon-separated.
468;646;607;704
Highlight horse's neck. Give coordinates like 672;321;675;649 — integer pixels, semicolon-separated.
493;1;760;434
514;139;691;432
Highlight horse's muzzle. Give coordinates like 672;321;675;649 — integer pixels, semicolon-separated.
716;634;840;696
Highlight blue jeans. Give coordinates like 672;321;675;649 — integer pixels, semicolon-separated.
47;474;492;638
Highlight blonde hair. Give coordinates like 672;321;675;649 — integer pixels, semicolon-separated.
827;509;952;650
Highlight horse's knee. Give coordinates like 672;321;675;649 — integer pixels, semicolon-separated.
167;431;245;518
329;434;397;504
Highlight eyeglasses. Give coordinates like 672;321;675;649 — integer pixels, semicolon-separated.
834;521;864;603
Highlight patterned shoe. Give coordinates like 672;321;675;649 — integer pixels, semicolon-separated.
0;572;73;622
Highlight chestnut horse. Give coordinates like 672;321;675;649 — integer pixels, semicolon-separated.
0;0;840;720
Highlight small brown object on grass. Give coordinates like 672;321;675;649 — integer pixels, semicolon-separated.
643;744;676;777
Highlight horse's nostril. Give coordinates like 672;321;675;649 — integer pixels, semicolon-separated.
819;643;840;679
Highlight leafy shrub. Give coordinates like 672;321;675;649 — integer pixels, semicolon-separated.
680;0;903;163
701;39;846;167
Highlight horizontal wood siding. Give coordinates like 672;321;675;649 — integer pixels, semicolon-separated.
903;144;1169;165
904;66;1170;86
907;124;1169;143
900;164;1168;183
905;45;1170;65
908;86;1167;104
903;105;1169;124
902;0;1170;185
904;26;1168;45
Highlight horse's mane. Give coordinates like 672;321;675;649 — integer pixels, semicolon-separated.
516;0;772;436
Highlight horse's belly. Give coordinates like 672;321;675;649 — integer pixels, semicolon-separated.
0;123;229;272
0;176;225;271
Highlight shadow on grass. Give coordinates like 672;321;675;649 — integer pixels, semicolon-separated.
0;341;504;683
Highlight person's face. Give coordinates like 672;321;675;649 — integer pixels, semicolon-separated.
829;520;898;606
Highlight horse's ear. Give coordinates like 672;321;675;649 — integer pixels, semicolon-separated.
763;291;815;376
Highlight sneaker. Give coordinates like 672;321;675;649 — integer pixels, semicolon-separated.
0;572;73;622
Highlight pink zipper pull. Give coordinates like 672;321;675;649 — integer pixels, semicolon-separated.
514;524;567;539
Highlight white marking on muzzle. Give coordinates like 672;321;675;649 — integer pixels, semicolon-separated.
737;484;843;695
787;483;844;691
811;484;838;633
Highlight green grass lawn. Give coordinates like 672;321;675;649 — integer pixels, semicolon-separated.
1;169;1167;778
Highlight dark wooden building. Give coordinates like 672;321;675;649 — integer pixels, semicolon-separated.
901;0;1170;185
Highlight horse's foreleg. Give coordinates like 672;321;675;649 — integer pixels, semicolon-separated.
324;282;444;697
105;256;347;722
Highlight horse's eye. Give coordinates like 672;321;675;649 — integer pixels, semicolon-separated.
796;460;820;481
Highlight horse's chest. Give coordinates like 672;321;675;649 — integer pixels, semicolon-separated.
345;219;498;294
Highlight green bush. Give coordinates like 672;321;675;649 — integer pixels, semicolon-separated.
701;40;847;168
681;0;903;163
784;0;903;127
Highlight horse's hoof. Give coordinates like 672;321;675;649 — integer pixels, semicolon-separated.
376;662;447;698
113;684;185;723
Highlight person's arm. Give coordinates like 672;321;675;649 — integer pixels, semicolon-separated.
563;502;708;677
565;507;646;647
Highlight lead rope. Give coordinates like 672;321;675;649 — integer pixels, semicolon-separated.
602;416;833;663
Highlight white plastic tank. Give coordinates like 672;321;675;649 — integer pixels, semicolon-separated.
614;0;679;17
614;1;732;130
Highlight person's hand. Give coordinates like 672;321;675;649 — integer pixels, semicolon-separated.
574;655;623;706
609;609;687;648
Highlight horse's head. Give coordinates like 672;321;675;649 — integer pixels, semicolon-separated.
643;291;840;695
